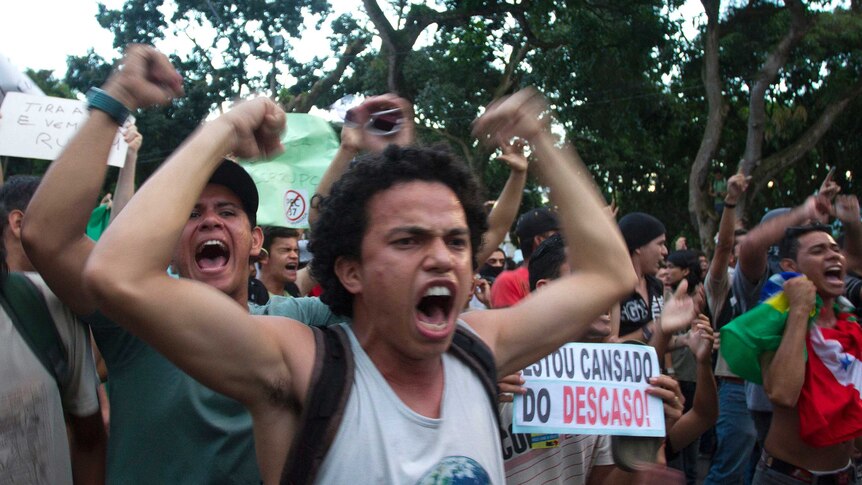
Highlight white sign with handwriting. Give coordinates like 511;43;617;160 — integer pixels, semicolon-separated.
0;92;128;167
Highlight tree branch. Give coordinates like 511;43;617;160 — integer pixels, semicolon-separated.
746;77;862;204
363;0;524;96
285;37;369;113
689;0;728;252
511;9;568;50
407;3;522;37
493;43;531;100
362;0;398;48
740;0;812;175
429;126;476;170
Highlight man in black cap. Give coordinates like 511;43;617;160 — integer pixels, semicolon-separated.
21;46;343;484
617;212;667;340
489;207;559;308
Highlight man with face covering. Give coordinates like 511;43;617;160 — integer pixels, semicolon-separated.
490;208;559;308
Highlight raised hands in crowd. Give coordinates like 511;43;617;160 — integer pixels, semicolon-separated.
7;41;862;485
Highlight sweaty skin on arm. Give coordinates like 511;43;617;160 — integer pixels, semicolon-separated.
464;89;637;377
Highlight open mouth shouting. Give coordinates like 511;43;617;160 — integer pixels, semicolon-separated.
415;283;456;339
823;264;845;288
196;239;231;272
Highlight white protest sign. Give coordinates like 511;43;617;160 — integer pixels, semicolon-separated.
0;92;129;167
283;188;309;226
513;342;665;437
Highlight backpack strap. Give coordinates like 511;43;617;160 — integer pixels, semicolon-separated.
450;325;501;429
280;325;354;485
279;324;499;484
0;272;69;389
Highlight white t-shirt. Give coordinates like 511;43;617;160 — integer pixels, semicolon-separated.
0;273;100;485
315;323;505;484
500;402;613;485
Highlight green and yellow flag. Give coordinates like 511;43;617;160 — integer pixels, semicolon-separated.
720;272;819;384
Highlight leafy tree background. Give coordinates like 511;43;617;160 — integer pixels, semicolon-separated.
6;0;861;252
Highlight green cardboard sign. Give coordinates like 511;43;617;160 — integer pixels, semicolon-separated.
241;113;338;228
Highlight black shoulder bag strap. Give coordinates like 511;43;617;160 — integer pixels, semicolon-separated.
0;272;69;389
280;325;354;485
280;325;499;485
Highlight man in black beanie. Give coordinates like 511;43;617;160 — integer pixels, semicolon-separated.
617;212;667;340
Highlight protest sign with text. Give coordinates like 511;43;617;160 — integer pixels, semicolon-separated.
241;113;337;228
0;92;129;167
513;342;665;437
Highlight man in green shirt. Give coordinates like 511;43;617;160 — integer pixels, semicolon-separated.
21;49;344;484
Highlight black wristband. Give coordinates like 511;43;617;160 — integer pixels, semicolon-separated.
724;202;737;208
86;87;130;126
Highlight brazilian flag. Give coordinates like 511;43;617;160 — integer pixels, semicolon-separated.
720;272;820;383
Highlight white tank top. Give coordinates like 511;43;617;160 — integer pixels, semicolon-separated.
315;322;505;484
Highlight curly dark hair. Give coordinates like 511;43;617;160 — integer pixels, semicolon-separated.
310;144;488;317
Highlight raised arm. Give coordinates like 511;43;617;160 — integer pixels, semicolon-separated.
308;94;415;225
82;48;312;409
476;138;528;264
22;47;181;316
465;88;637;376
668;315;718;450
108;123;142;223
738;194;829;285
835;195;862;274
299;95;415;295
708;171;748;287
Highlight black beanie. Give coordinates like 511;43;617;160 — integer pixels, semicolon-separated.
618;212;666;253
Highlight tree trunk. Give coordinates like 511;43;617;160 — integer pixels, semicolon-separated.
689;0;727;253
739;0;811;178
744;78;862;207
285;38;368;113
363;0;408;96
362;0;521;98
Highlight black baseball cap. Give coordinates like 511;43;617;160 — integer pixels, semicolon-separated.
207;160;259;227
516;208;559;243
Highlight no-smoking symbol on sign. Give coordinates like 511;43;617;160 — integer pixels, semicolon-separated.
283;190;307;223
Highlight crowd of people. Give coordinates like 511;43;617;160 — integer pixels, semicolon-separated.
2;43;862;485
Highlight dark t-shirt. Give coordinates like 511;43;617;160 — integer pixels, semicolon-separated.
247;278;270;305
618;275;664;337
